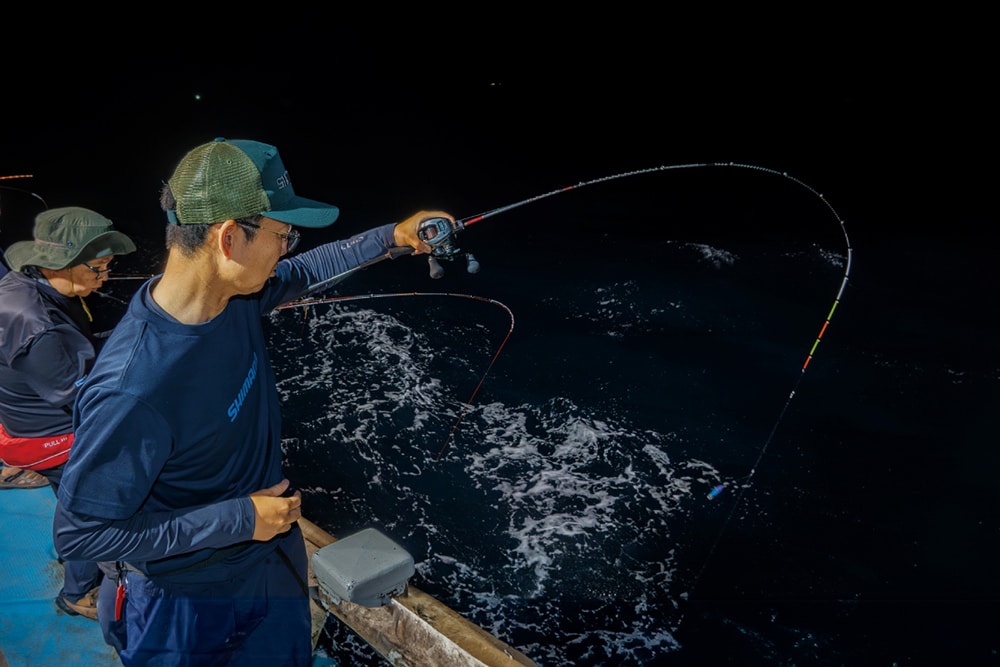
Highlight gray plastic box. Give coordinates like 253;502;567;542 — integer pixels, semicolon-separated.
311;527;415;607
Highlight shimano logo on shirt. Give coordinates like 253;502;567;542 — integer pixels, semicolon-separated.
227;353;259;422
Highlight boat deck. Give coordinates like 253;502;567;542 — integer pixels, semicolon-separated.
1;486;121;666
0;486;340;667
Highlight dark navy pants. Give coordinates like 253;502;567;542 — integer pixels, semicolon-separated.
96;529;312;666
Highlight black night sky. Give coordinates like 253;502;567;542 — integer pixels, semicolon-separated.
2;27;993;247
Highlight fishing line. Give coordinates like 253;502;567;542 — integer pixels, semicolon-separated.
284;163;852;487
275;291;515;461
438;162;854;633
449;162;852;485
471;162;852;616
675;166;851;612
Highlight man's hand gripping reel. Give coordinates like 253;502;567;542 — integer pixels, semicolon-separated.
417;217;480;279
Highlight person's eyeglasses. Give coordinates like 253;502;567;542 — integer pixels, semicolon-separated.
240;220;301;253
83;262;113;276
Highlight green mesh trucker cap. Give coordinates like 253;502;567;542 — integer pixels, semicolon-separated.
165;138;339;228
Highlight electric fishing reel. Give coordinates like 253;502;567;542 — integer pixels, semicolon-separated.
417;216;479;279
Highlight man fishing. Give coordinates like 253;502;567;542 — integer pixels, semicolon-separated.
53;137;453;666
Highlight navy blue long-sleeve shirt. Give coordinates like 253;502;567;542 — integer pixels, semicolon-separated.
53;224;397;578
0;270;97;438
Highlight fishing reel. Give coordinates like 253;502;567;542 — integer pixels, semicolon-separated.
417;217;479;279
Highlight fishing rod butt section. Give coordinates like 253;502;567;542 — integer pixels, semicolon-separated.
387;246;415;261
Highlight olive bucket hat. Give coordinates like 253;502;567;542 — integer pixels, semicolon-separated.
4;206;136;272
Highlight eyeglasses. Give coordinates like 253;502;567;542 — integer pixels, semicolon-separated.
239;220;301;253
83;262;113;276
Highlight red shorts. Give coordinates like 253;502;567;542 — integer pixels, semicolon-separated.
0;423;72;470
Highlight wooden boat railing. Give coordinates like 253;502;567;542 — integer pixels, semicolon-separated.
300;517;536;667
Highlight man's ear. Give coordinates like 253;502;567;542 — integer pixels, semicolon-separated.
218;220;238;257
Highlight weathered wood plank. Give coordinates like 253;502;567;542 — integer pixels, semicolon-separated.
301;518;536;667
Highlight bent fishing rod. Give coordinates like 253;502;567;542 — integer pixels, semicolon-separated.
297;166;703;296
284;162;853;474
299;161;851;297
400;162;854;609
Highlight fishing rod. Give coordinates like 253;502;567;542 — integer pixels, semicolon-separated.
308;161;852;284
284;162;852;475
424;162;853;618
91;275;157;304
410;162;736;279
298;164;720;294
0;175;49;209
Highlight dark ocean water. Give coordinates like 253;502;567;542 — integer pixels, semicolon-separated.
249;169;994;666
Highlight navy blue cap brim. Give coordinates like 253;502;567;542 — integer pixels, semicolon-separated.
265;196;340;228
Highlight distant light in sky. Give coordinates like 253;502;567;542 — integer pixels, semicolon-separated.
193;93;202;101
